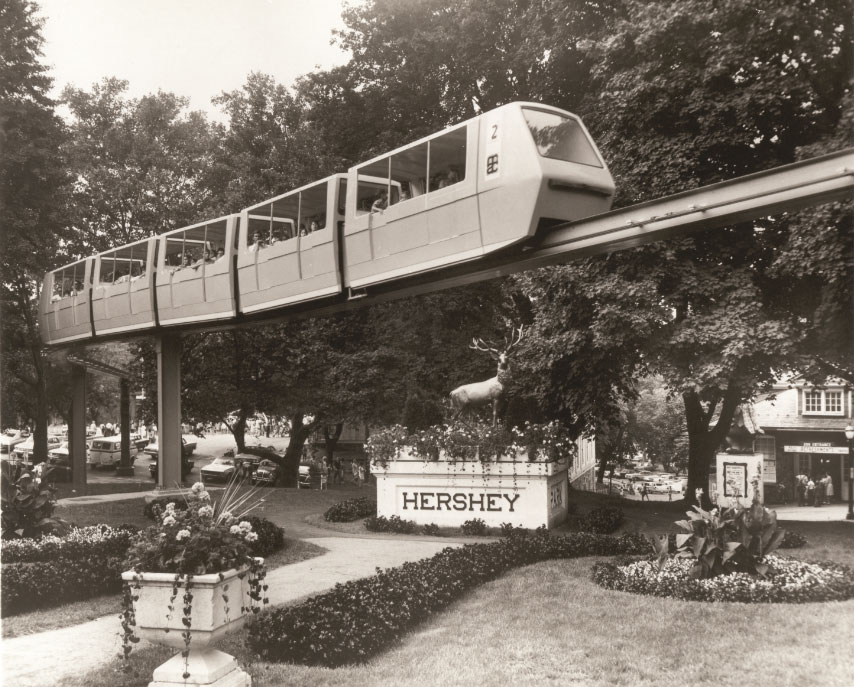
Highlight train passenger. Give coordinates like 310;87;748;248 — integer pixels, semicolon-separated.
192;249;212;269
371;189;388;213
299;225;307;237
309;219;320;233
249;231;266;252
214;247;225;261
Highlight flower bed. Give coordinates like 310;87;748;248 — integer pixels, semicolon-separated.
1;525;138;617
246;531;648;667
591;555;854;603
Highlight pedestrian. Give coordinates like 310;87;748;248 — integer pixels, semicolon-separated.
796;474;807;506
358;460;366;488
806;478;816;506
814;476;824;507
333;457;343;485
641;482;649;501
667;484;672;502
824;473;834;503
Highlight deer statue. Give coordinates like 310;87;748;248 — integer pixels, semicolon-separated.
449;325;525;425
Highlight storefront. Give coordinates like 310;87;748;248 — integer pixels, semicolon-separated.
782;437;849;502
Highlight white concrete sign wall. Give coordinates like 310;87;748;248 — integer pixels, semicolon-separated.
373;454;569;529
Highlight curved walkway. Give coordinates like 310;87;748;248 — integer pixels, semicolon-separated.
1;536;460;687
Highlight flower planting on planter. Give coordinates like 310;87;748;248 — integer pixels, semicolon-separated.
367;421;576;529
121;481;269;686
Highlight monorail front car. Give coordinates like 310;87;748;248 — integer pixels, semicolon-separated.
39;102;614;345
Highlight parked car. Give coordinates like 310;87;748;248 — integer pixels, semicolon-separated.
251;458;280;485
41;453;72;482
10;435;63;468
0;429;27;456
87;435;143;469
297;462;314;489
200;456;237;483
148;454;195;480
143;436;197;459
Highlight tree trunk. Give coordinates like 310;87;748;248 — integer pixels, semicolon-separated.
323;423;343;463
682;384;743;507
228;410;248;453
278;411;319;487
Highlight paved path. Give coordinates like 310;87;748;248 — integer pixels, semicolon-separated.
1;536;460;687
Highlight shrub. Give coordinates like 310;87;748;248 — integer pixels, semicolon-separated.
500;522;529;538
780;530;808;548
245;516;285;557
422;523;440;536
1;525;137;617
323;497;377;522
460;518;488;536
1;462;65;540
364;515;417;534
591;555;854;603
580;506;623;534
246;531;648;667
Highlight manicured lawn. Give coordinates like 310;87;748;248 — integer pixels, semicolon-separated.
54;555;854;687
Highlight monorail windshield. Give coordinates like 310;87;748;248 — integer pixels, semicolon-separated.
522;108;603;168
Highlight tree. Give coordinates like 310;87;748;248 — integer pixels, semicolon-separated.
0;0;71;460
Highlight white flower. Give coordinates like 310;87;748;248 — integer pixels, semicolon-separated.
162;515;177;526
230;525;241;534
175;529;191;541
165;502;176;513
219;511;234;525
238;521;252;532
198;505;214;518
191;482;205;494
245;531;258;542
198;491;211;502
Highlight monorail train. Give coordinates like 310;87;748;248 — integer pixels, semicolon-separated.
39;102;615;345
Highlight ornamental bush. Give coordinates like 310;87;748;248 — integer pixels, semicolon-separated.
460;518;489;536
143;497;190;520
780;530;808;548
579;506;623;534
591;555;854;603
244;516;286;558
364;514;417;534
323;497;377;522
246;531;648;667
1;525;138;617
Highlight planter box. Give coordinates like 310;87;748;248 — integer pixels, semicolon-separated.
372;451;569;529
121;560;260;650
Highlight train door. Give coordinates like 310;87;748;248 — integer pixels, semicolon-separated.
40;258;93;344
92;239;155;335
238;177;342;314
157;217;234;326
344;120;480;288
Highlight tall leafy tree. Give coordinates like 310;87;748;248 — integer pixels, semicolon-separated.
0;0;72;458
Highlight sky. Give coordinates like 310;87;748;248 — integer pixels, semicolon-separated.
34;0;352;121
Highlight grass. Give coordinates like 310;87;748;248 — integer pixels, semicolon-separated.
0;538;326;639
53;555;854;687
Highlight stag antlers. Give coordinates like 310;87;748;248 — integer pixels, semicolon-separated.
470;324;526;357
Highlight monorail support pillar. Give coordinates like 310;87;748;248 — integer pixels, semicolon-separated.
116;379;134;477
70;364;87;488
156;334;183;489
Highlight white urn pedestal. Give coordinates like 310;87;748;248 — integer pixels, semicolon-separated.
373;451;569;529
122;560;262;687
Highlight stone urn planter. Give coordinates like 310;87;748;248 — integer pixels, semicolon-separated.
122;558;263;687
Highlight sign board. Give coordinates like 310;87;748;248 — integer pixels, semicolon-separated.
784;445;847;454
715;454;764;505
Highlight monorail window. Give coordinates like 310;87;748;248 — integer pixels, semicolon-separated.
165;221;226;269
99;246;142;285
52;262;83;300
356;126;467;212
245;180;328;247
522;108;602;168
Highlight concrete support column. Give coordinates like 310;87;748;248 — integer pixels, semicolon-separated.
116;379;134;477
70;365;87;488
156;334;182;488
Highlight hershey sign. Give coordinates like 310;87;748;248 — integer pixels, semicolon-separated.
401;491;520;512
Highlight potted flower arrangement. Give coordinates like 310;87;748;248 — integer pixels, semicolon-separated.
120;481;267;686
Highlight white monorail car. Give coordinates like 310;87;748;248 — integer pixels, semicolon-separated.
38;102;613;345
342;101;614;288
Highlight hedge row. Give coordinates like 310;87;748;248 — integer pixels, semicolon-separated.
246;531;648;667
324;497;377;522
1;517;285;617
579;506;623;534
1;526;138;617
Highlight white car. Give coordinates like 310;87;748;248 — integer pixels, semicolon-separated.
200;456;237;483
1;429;28;456
11;435;63;467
